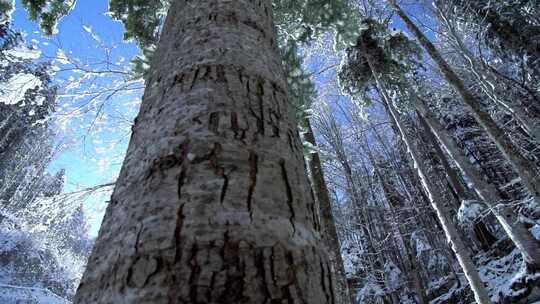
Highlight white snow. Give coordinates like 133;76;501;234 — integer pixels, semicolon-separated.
0;73;43;105
500;177;522;190
0;0;14;24
410;231;432;257
6;45;42;60
82;25;102;43
35;95;46;106
531;224;540;240
356;281;385;303
0;284;69;304
0;197;88;299
55;49;71;65
384;261;403;290
457;199;485;226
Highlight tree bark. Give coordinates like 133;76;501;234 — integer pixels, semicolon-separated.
415;100;540;270
388;0;540;206
74;1;335;303
304;118;352;304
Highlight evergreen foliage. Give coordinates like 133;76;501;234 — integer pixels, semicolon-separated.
20;0;75;35
338;18;421;109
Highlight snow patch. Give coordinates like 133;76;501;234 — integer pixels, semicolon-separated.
356;281;385;303
458;199;485;226
384;261;403;290
0;73;42;105
55;49;71;65
6;45;41;60
410;231;432;257
531;224;540;240
0;284;69;304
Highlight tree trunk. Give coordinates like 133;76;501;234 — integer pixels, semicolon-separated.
368;155;429;304
74;1;335;303
322;111;380;273
386;100;491;304
304;118;352;304
417;111;497;251
388;0;540;206
415;100;540;270
366;54;491;304
433;2;540;143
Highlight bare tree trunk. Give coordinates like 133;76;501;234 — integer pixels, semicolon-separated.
388;0;540;206
74;1;335;303
319;110;380;273
389;103;490;304
366;53;491;303
415;100;540;270
367;153;429;304
433;2;540;143
385;100;491;304
304;118;352;304
416;111;497;251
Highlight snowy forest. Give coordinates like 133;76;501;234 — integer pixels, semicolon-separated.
1;0;540;303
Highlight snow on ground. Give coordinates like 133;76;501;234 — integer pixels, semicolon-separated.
478;246;522;303
0;284;68;304
476;222;540;303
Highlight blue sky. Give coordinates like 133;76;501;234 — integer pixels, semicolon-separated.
8;0;432;237
12;0;142;236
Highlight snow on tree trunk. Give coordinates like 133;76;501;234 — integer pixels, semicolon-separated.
388;0;540;207
415;101;540;270
365;52;491;304
441;0;540;63
74;1;335;303
434;4;540;144
304;118;352;304
416;110;497;251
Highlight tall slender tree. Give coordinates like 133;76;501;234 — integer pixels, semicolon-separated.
304;118;351;304
415;101;540;270
339;21;491;303
441;0;540;65
372;76;491;304
387;0;540;206
432;2;540;143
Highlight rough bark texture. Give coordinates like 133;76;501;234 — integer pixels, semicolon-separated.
74;1;335;303
416;101;540;269
388;0;540;206
303;118;351;304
